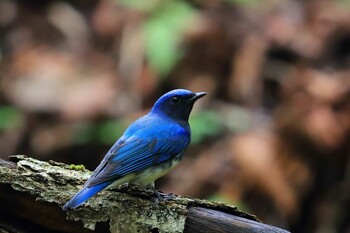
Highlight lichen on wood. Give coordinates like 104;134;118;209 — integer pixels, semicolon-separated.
0;155;287;233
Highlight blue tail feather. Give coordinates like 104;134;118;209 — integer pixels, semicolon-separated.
62;182;110;211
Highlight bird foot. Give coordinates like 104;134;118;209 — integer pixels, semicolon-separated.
118;182;130;190
149;186;176;203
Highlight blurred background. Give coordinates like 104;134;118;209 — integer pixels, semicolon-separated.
0;0;349;232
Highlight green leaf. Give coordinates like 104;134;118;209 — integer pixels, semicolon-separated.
143;1;195;75
189;111;223;144
117;0;196;75
72;122;96;145
0;106;23;130
97;120;127;145
73;120;127;145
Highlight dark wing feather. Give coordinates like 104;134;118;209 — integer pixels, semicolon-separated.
86;137;187;187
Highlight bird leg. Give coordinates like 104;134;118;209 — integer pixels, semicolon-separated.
118;182;130;190
153;189;177;202
117;182;177;202
146;183;176;202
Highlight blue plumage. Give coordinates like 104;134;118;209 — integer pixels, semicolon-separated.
63;89;206;210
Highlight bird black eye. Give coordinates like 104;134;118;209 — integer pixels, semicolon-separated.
171;96;181;105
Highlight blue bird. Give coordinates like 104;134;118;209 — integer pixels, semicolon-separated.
63;89;206;210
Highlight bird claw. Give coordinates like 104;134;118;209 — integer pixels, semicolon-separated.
119;182;129;189
150;187;176;204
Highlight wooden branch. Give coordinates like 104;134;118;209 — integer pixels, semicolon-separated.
185;207;289;233
0;155;290;233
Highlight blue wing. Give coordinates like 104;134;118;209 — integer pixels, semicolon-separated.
63;137;188;210
85;136;188;187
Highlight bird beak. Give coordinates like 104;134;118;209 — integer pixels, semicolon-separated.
188;92;207;103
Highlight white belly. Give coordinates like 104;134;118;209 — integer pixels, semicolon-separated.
107;157;181;189
133;159;181;185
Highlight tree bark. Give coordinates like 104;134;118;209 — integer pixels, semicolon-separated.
0;155;290;233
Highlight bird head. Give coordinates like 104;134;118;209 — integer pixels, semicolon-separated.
151;89;206;122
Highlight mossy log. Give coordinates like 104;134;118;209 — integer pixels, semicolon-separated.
0;155;290;233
